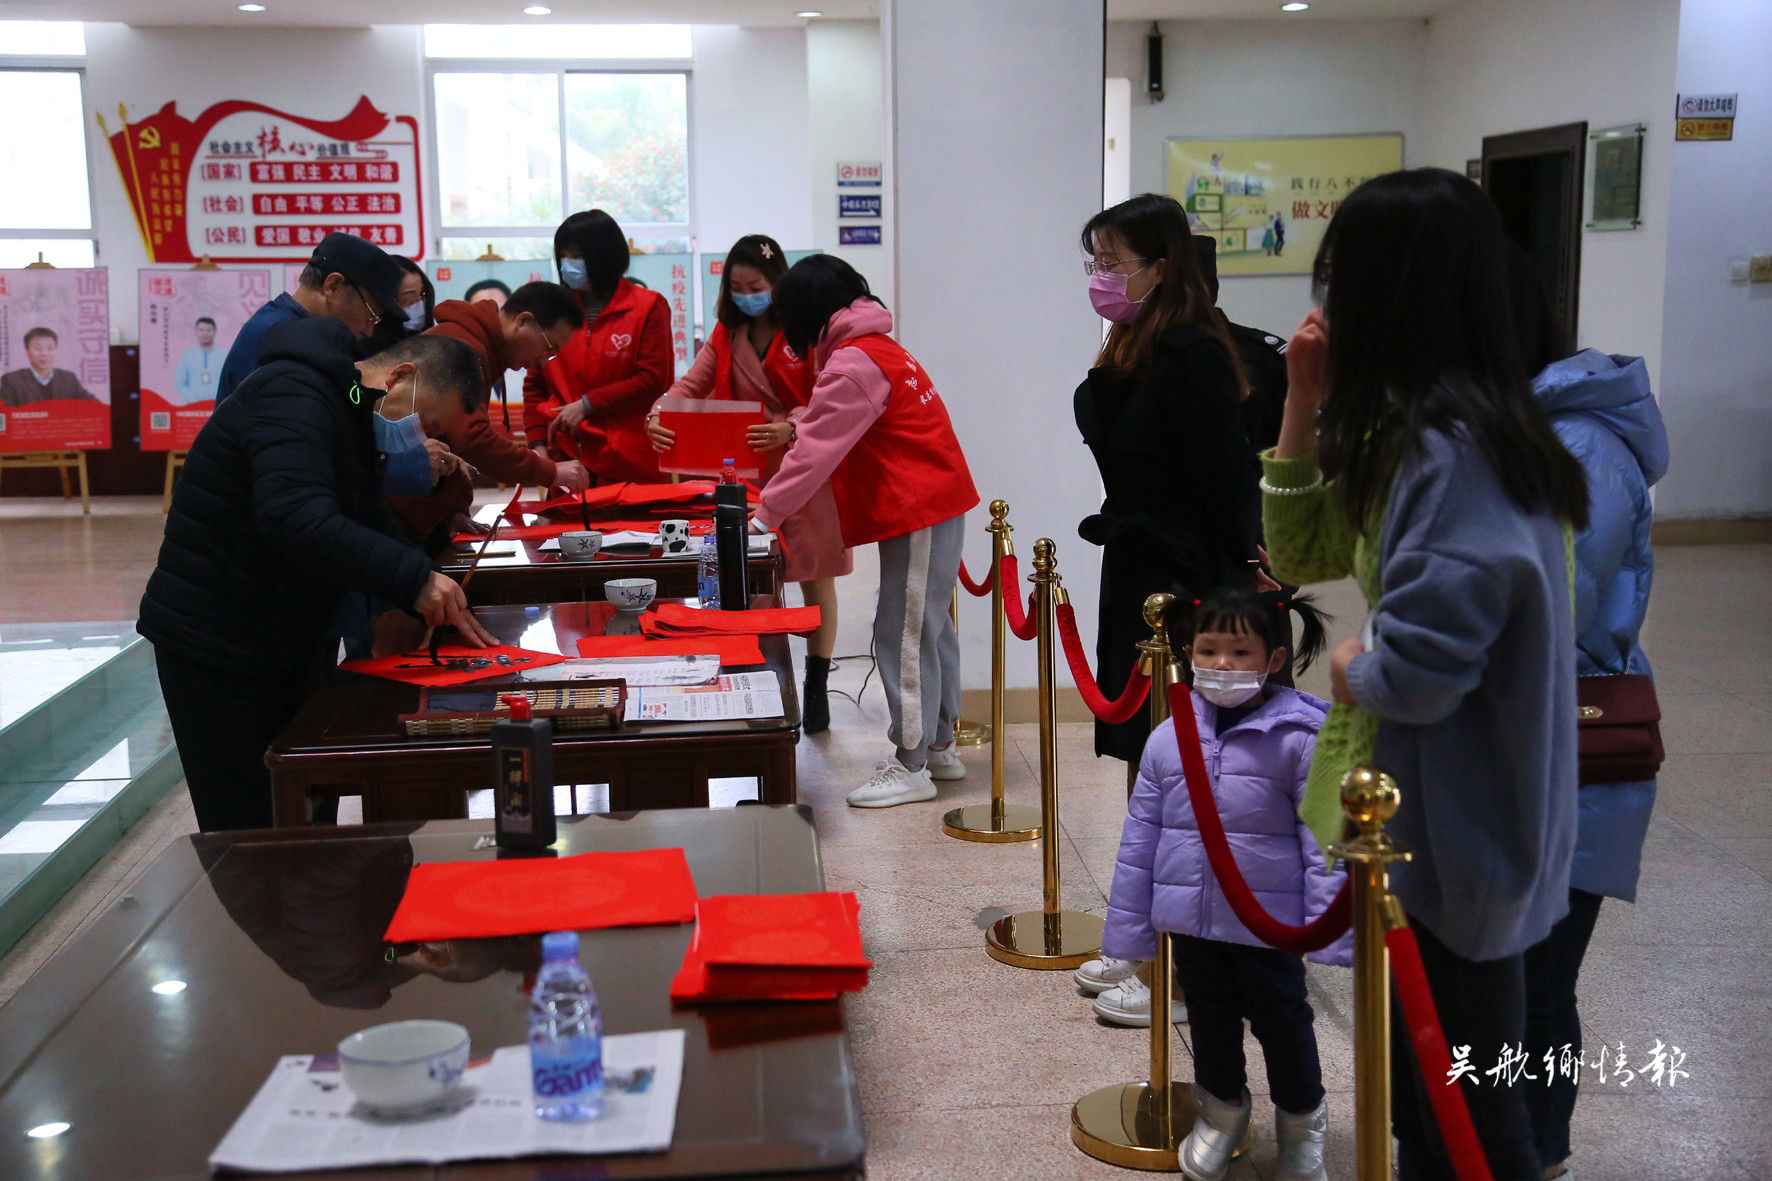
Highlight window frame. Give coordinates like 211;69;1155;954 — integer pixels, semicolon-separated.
0;60;100;261
424;56;695;261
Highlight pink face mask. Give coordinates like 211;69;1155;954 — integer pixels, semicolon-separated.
1088;266;1151;324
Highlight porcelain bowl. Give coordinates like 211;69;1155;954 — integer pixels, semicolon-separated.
605;577;658;613
337;1020;470;1113
559;531;603;561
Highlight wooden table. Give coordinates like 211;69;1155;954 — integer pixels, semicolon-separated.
266;600;800;826
0;806;865;1180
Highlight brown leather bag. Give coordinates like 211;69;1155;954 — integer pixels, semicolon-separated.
1576;674;1664;785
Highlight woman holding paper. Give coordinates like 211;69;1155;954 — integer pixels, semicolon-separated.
646;234;852;734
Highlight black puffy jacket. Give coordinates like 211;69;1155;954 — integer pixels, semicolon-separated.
138;317;432;677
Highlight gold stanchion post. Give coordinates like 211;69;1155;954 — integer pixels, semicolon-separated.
985;538;1105;968
945;500;1040;843
1330;766;1410;1181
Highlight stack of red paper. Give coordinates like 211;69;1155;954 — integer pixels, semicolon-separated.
670;892;871;1003
640;603;823;639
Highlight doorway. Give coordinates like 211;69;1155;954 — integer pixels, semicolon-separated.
1481;121;1587;346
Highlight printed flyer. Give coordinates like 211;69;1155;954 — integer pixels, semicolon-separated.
0;267;110;453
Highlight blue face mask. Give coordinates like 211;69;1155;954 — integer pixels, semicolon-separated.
731;289;772;318
559;258;589;292
372;382;427;454
401;301;427;331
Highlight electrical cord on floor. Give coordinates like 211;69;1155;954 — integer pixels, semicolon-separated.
826;640;877;709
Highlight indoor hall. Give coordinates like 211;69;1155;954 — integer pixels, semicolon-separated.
0;1;1766;1179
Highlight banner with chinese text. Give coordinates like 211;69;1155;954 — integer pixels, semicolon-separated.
138;268;270;450
1165;135;1403;276
628;253;694;378
101;97;422;264
0;268;110;453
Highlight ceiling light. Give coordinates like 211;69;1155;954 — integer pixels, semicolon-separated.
524;4;552;13
797;10;824;16
152;980;188;996
27;1123;70;1139
1281;2;1309;9
237;3;267;10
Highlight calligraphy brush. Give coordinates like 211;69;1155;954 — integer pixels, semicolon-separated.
418;488;521;655
580;488;591;531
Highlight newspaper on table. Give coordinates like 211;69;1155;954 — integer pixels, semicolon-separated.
626;671;784;723
209;1030;685;1173
538;532;775;556
525;655;722;687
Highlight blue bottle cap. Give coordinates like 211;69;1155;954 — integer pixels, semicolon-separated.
541;930;580;962
722;457;734;465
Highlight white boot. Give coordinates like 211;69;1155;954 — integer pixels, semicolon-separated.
1179;1085;1251;1181
1274;1096;1330;1181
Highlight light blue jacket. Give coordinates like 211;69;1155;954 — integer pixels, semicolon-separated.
1535;350;1667;903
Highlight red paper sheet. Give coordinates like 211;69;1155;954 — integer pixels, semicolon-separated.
384;847;699;942
641;604;822;638
656;401;770;478
670;892;869;1003
577;635;766;667
340;644;566;687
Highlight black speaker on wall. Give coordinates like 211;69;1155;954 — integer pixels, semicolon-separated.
1146;23;1164;103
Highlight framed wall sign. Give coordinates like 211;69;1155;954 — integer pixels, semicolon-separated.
1588;124;1645;231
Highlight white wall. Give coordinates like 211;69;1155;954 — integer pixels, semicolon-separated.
1420;0;1680;385
1654;0;1772;518
1107;18;1426;338
886;0;1105;692
806;20;889;307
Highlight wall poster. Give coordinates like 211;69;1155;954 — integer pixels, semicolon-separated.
1165;135;1403;276
139;268;270;450
0;268;110;453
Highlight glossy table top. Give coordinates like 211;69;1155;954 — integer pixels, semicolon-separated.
437;503;780;578
0;806;862;1180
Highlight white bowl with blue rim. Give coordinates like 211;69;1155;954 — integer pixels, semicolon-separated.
605;577;657;613
337;1020;470;1113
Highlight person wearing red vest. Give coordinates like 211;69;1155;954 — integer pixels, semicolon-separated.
523;209;673;484
757;255;979;808
646;235;853;734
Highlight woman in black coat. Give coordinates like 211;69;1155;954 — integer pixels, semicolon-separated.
1075;194;1265;764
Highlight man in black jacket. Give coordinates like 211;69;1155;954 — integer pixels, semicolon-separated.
139;319;494;831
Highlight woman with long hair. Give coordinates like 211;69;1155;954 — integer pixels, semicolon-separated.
646;235;853;733
524;209;672;483
1263;168;1588;1179
1075;193;1265;770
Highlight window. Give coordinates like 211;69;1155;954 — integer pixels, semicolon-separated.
0;25;94;268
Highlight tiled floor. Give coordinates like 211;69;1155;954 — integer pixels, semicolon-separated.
0;495;1767;1178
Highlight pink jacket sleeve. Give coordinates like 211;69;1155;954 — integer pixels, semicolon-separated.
653;337;718;414
754;350;890;530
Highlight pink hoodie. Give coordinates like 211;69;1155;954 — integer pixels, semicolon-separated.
755;298;898;532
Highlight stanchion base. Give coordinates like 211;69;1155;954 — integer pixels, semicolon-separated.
942;803;1042;843
985;909;1105;969
953;721;992;747
1071;1081;1196;1171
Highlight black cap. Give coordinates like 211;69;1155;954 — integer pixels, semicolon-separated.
307;232;405;321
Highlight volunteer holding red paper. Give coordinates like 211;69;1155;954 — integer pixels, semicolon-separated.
647;234;853;733
754;255;978;808
524;209;672;484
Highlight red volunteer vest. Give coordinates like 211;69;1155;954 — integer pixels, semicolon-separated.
707;322;815;410
825;334;978;547
537;278;666;481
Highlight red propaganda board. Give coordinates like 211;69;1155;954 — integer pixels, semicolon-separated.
138;268;270;451
99;97;423;264
0;268;111;454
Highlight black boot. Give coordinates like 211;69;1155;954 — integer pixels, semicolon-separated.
802;655;833;734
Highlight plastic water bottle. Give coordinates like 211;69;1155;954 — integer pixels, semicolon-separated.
529;930;603;1121
697;533;721;609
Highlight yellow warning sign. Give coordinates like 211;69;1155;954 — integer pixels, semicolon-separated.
1677;118;1734;141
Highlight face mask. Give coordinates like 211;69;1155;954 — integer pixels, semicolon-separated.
559;258;589;292
1192;666;1267;708
1088;266;1152;324
731;290;772;318
402;301;426;331
372;381;427;454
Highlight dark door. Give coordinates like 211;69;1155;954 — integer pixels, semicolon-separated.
1482;122;1586;346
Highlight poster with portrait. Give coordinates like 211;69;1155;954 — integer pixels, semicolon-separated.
139;268;271;450
0;268;110;453
1165;135;1403;276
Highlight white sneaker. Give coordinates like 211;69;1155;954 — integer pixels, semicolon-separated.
1074;956;1140;995
1092;975;1152;1027
925;745;966;781
846;761;938;808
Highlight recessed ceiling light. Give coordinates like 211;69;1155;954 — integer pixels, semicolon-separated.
1281;2;1310;9
152;980;188;996
27;1123;70;1139
237;3;267;10
524;4;552;13
797;10;824;16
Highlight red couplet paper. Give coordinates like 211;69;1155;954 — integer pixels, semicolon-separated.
656;397;769;478
670;892;870;1004
340;644;566;687
577;634;766;667
641;603;822;638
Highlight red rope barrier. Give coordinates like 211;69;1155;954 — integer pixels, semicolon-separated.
1387;925;1498;1181
957;559;992;597
1055;602;1150;724
1167;682;1352;952
999;553;1039;641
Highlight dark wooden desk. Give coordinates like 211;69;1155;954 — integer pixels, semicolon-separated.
266;600;800;826
0;807;864;1180
441;539;786;608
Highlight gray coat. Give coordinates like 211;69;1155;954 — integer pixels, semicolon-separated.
1345;429;1578;962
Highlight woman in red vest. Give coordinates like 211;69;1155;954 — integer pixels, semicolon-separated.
524;209;672;483
754;255;979;808
645;235;853;734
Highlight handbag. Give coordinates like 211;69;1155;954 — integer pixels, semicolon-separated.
1576;674;1664;785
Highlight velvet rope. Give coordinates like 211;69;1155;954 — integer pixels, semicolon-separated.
1054;602;1151;724
957;559;992;598
1386;925;1498;1181
1167;682;1352;952
999;553;1039;642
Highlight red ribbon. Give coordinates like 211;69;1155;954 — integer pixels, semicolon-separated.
999;554;1039;641
1387;925;1498;1181
957;558;992;598
1055;602;1150;724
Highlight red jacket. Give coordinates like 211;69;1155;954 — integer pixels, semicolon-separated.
427;300;555;487
706;321;814;409
523;279;672;484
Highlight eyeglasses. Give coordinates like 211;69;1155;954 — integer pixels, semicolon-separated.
351;284;381;327
1083;256;1150;277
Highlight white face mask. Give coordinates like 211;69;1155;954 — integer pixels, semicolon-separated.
1192;666;1267;708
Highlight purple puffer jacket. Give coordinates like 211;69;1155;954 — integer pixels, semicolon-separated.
1102;686;1352;967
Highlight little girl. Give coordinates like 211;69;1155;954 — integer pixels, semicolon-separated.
1097;587;1349;1181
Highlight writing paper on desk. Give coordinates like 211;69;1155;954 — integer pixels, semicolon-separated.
537;655;721;687
641;603;822;637
577;634;766;667
340;644;565;687
208;1032;684;1173
656;396;769;478
626;672;784;723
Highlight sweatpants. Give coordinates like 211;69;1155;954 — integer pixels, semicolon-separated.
875;513;965;767
1171;932;1326;1115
